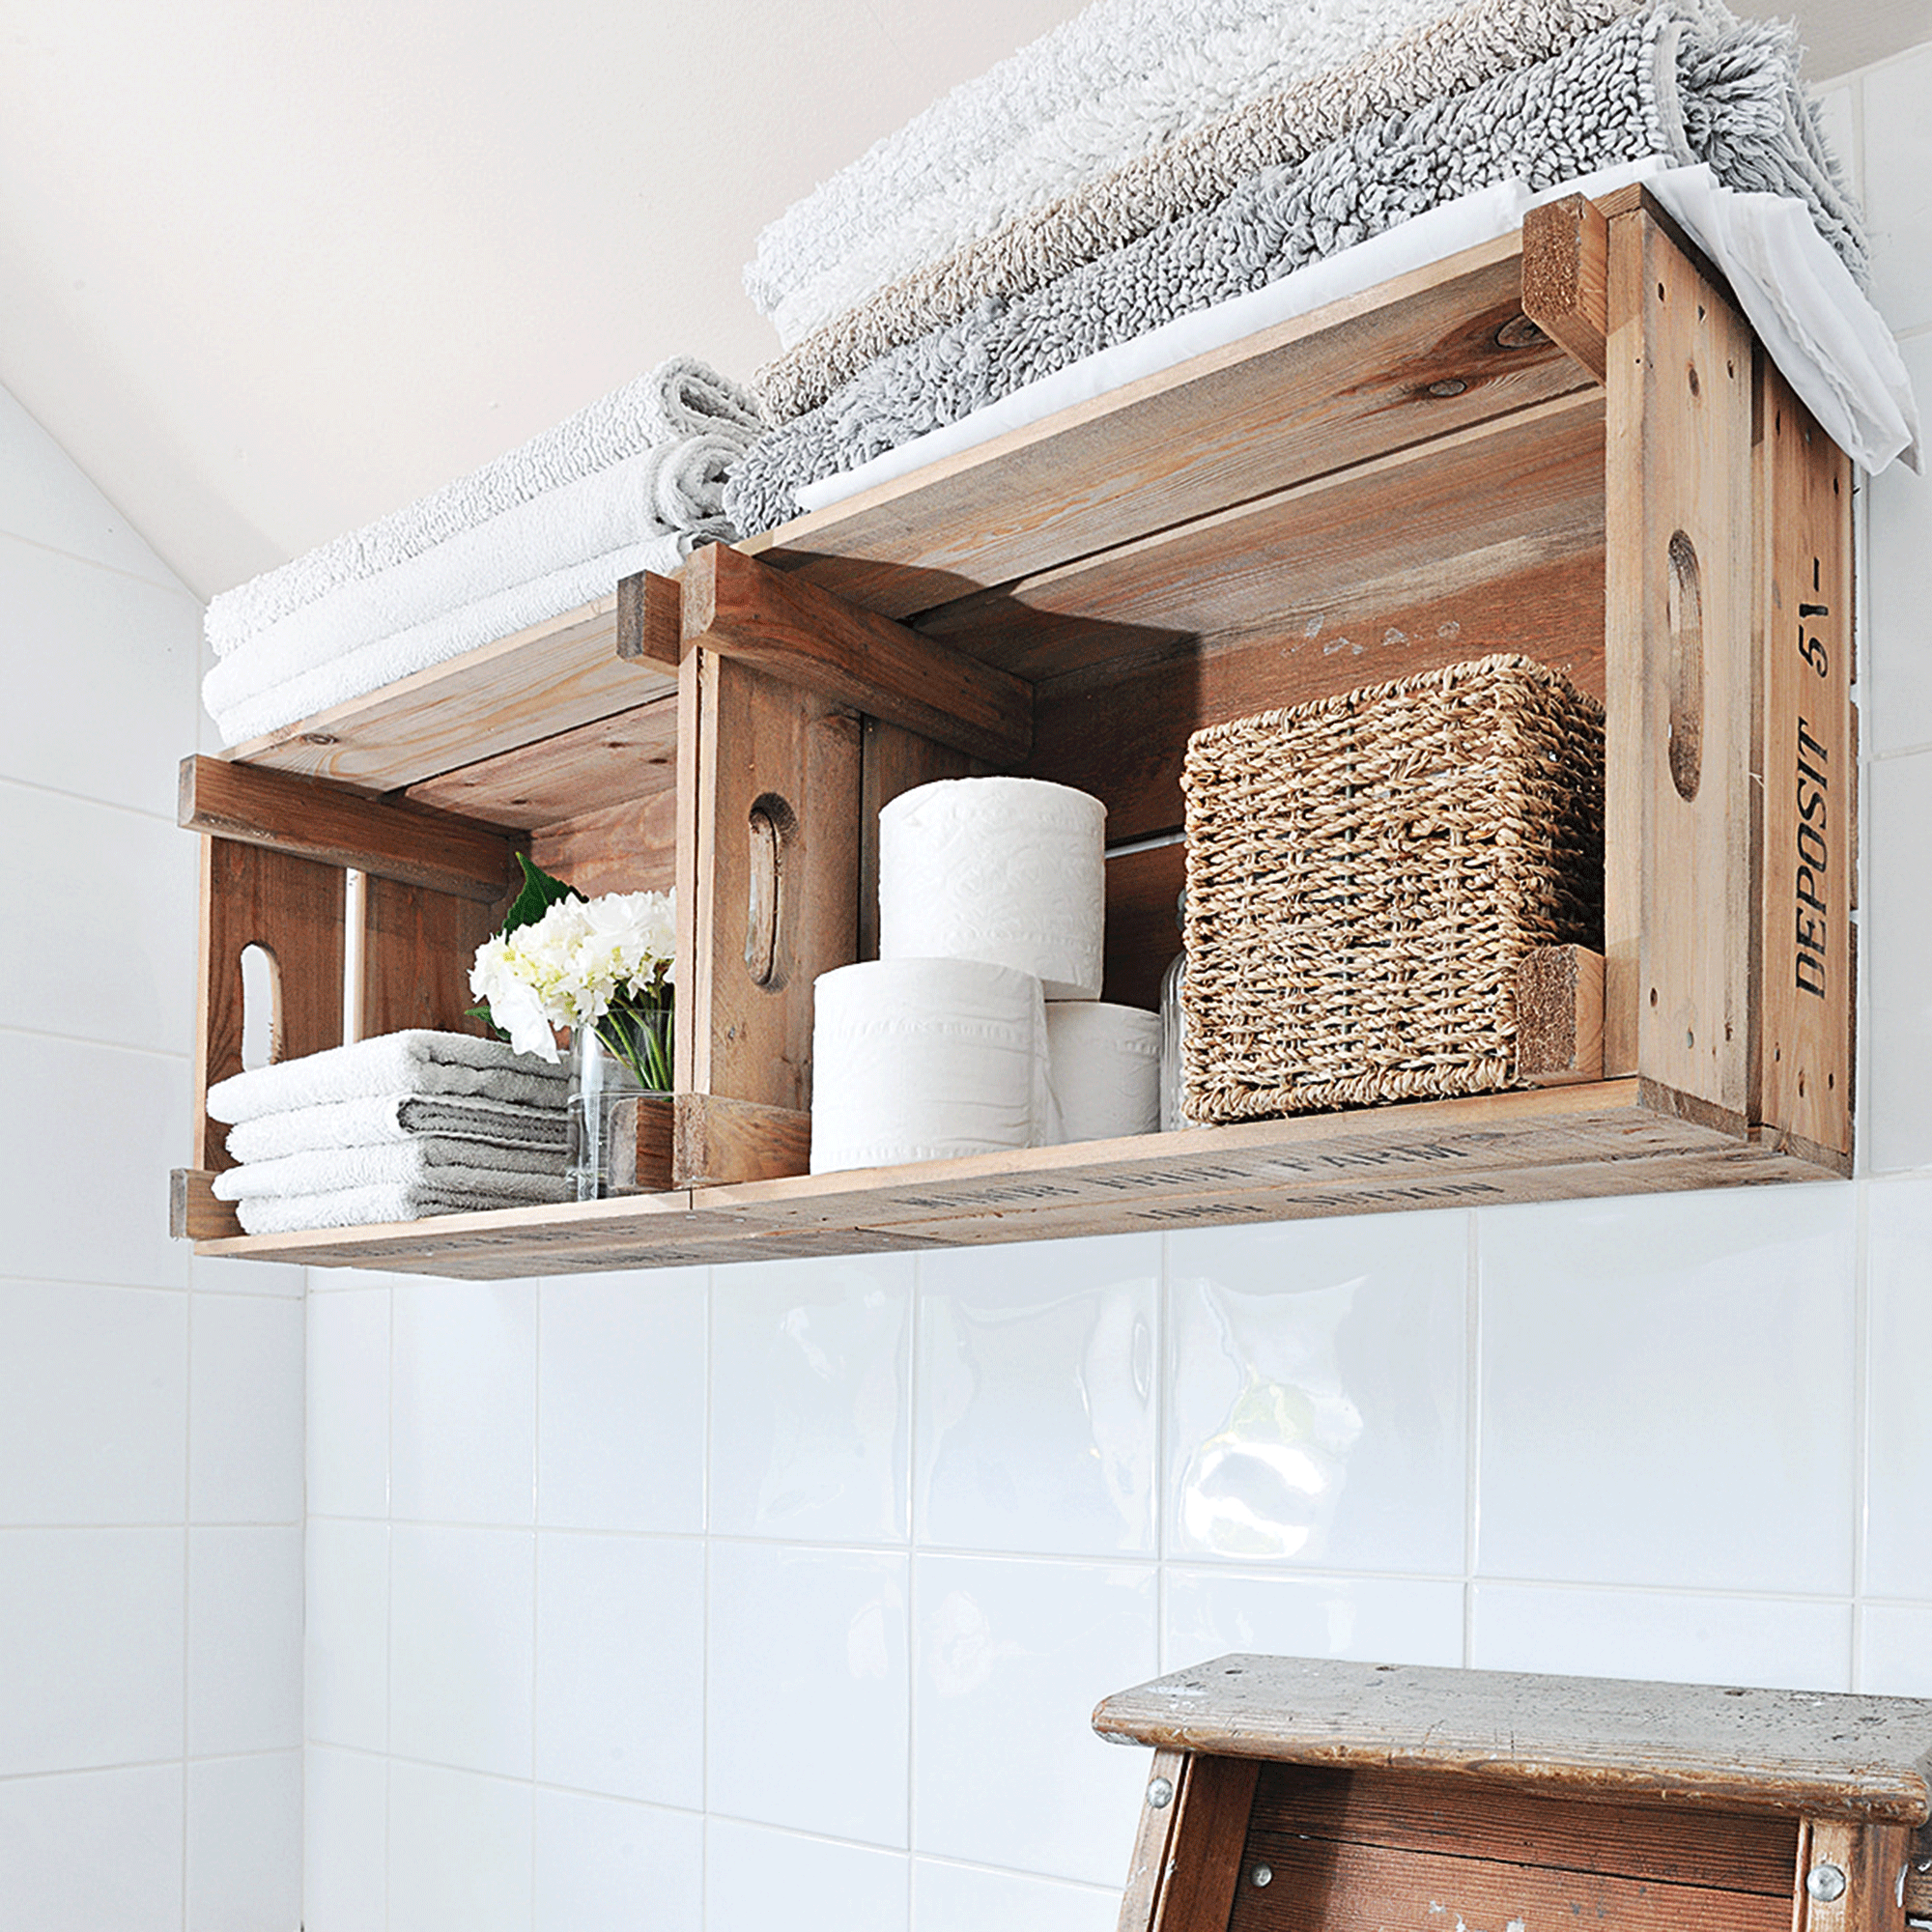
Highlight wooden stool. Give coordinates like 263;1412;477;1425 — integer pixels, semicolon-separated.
1094;1657;1932;1932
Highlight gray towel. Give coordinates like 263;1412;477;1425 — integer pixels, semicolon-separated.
234;1176;574;1236
225;1094;569;1165
213;1136;566;1203
207;1031;565;1126
724;2;1863;538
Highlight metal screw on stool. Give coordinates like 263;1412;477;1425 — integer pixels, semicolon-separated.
1145;1777;1174;1810
1807;1863;1849;1903
1251;1866;1273;1888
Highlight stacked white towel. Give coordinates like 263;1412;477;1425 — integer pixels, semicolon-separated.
204;357;766;747
207;1031;572;1234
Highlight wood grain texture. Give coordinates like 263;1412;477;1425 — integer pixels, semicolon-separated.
358;875;498;1039
1752;361;1855;1160
683;545;1033;765
1116;1749;1192;1932
1517;945;1606;1084
1795;1817;1912;1932
182;755;520;900
1106;841;1187;1013
1604;207;1755;1101
1093;1657;1932;1825
405;692;678;829
196;837;346;1172
672;1094;812;1188
615;569;682;668
225;594;676;795
744;239;1591;622
1522;191;1611;383
171;1170;242;1241
527;790;677;898
1146;1754;1262;1932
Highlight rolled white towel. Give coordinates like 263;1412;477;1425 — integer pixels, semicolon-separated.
233;1176;574;1236
206;356;764;656
225;1094;569;1165
207;1032;564;1126
213;1137;565;1203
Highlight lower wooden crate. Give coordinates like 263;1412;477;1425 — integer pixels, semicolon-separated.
181;1076;1841;1279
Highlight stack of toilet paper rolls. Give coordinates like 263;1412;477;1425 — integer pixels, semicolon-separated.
810;777;1161;1174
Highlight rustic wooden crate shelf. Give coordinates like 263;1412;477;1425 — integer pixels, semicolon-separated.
175;185;1857;1277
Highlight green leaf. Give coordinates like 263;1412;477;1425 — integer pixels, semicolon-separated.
501;853;581;935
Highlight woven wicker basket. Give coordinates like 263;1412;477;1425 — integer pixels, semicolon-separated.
1179;654;1605;1124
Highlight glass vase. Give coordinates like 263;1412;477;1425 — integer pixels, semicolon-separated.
566;1004;672;1202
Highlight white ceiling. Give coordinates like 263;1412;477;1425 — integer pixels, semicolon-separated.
2;0;1926;603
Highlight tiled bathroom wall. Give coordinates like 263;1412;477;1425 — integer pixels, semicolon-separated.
298;37;1932;1932
0;387;305;1922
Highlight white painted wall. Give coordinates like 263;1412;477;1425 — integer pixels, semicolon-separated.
293;40;1932;1932
0;391;304;1921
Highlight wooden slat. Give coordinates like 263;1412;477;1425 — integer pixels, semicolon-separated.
405;692;678;828
1143;1754;1262;1932
745;236;1591;620
182;755;519;900
673;1094;812;1188
1752;361;1855;1160
359;875;498;1039
1796;1818;1912;1932
170;1170;242;1241
1246;1763;1796;1894
196;838;346;1172
1117;1749;1192;1932
616;569;682;668
1517;945;1606;1085
225;594;677;795
527;790;677;898
1094;1657;1932;1825
1522;192;1611;383
1604;206;1756;1112
682;546;1034;765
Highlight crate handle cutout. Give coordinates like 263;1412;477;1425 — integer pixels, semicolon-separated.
745;792;798;991
1666;527;1705;801
238;942;284;1069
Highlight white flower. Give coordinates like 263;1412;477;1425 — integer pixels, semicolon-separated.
469;889;675;1059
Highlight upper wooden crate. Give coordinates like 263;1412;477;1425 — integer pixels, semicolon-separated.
175;185;1858;1278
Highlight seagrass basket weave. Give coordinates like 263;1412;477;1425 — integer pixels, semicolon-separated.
1179;654;1605;1123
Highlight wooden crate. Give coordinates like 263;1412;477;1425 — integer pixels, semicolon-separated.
1093;1656;1932;1932
174;185;1856;1275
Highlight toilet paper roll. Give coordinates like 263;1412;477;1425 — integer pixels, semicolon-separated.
878;776;1106;1000
1045;1001;1161;1143
810;957;1054;1174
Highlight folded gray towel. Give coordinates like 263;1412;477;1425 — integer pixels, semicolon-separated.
225;1094;569;1165
213;1136;566;1203
234;1175;574;1236
207;1032;565;1126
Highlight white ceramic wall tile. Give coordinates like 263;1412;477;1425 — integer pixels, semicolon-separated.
0;780;197;1053
1165;1215;1467;1573
705;1816;910;1932
307;1283;391;1520
534;1788;704;1932
1866;1179;1932;1598
539;1267;707;1534
1161;1568;1465;1673
711;1253;912;1544
0;382;184;585
303;1745;388;1932
912;1553;1157;1887
707;1541;909;1847
0;1527;183;1774
1864;752;1932;1172
0;535;199;813
917;1234;1157;1557
1470;1582;1853;1690
388;1524;535;1778
535;1531;705;1806
307;1517;390;1752
387;1761;534;1932
187;1524;303;1755
1864;335;1932;756
0;1763;183;1932
0;1033;188;1289
1477;1184;1857;1594
391;1277;536;1525
0;1281;185;1523
913;1858;1122;1932
186;1750;302;1931
189;1290;303;1524
1863;43;1932;334
1858;1604;1932;1694
190;1251;303;1296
